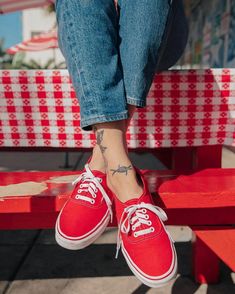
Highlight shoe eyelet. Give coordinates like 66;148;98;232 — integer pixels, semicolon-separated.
99;178;102;183
95;189;98;192
148;221;152;226
80;184;83;188
150;227;155;232
91;199;95;204
75;195;79;199
141;209;147;214
77;189;81;193
93;194;97;198
133;232;137;237
144;214;149;219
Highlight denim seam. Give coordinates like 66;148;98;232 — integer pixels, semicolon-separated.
81;110;129;129
126;96;146;107
64;10;88;103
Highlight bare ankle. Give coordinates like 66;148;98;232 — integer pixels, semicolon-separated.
106;169;143;202
88;145;106;173
89;159;106;173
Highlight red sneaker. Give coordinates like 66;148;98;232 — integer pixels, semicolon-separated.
55;157;113;250
113;167;178;288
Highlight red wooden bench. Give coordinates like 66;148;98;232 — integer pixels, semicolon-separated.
1;163;235;284
0;69;235;284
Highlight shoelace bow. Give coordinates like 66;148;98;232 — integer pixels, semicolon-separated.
115;202;169;258
72;163;113;222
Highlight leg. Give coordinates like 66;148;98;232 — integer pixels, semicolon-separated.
89;104;136;173
55;1;177;287
100;1;177;287
91;0;172;200
118;0;171;107
56;0;136;173
90;0;172;175
93;117;142;202
56;0;129;130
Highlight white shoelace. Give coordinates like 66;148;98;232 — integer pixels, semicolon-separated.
72;163;113;222
115;202;169;258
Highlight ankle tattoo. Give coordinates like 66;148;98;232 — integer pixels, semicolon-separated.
94;128;107;154
110;164;133;176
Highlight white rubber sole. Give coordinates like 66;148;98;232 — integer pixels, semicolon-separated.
55;215;110;250
121;241;178;288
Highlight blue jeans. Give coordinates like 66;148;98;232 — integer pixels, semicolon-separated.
55;0;172;131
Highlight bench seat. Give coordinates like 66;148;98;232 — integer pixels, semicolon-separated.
1;168;235;228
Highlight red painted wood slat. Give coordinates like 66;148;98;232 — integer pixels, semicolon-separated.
1;168;235;228
194;228;235;273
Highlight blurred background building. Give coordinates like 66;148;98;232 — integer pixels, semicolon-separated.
180;0;235;68
0;2;64;69
22;7;64;65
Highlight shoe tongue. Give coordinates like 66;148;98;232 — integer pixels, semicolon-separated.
123;197;139;206
123;191;152;207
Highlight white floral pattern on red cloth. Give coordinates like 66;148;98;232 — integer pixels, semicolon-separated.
0;69;234;148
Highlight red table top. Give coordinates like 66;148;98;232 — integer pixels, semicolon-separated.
0;69;235;149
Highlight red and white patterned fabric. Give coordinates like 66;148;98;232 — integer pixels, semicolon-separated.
0;69;234;149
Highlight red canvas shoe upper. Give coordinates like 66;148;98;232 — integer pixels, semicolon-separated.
113;167;176;279
57;162;113;240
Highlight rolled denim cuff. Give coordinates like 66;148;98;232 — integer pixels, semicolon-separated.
126;96;146;108
81;110;129;131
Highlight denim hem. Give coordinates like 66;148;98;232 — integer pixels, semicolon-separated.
126;96;146;108
81;110;129;131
